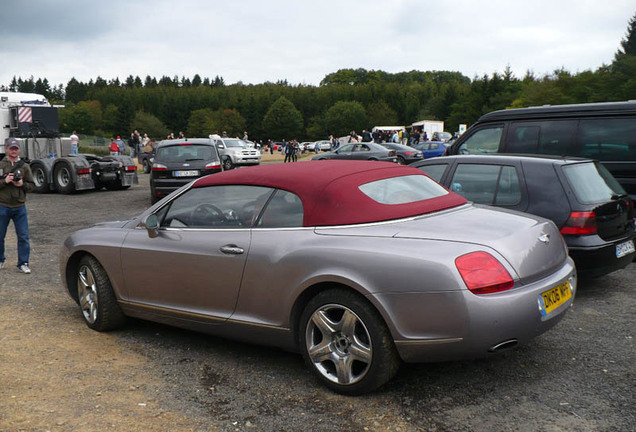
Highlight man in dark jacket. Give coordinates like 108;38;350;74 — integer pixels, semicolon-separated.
0;138;35;274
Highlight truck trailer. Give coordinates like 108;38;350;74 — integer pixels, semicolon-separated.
1;92;137;194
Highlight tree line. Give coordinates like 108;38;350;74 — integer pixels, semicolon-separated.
3;13;635;144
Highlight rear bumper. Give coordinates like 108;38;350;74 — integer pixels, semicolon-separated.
567;234;635;278
373;258;577;363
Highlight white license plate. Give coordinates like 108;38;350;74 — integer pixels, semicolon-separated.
616;240;635;258
174;170;199;177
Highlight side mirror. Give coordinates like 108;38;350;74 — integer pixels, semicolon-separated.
217;143;225;149
144;214;159;238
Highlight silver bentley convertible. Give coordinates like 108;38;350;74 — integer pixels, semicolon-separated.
60;161;576;394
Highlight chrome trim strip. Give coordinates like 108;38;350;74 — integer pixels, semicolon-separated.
118;300;290;331
394;337;463;346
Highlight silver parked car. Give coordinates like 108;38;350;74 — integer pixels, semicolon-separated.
60;161;576;394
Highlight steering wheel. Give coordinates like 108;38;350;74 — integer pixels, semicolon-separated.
190;203;226;226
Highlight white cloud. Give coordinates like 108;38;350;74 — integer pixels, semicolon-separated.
0;0;633;87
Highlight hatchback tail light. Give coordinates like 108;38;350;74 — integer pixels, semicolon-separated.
455;251;514;295
77;168;91;175
205;161;221;169
388;151;396;156
560;211;597;235
125;165;137;171
152;164;168;171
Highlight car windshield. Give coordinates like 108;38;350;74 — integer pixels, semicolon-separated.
562;162;627;203
156;144;216;162
358;174;449;205
224;139;247;148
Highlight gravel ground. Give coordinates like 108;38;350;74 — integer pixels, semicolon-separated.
0;172;634;432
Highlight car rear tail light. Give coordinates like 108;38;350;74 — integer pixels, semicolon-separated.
388;151;396;156
152;164;168;171
77;168;90;175
404;151;415;155
455;251;514;294
205;161;221;169
125;165;137;171
560;211;597;235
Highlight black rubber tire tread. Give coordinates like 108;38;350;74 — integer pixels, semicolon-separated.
223;157;234;170
397;156;406;165
53;162;76;194
142;159;151;173
31;164;50;193
299;288;401;395
78;255;126;331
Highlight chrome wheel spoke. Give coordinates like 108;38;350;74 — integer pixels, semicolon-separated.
335;354;355;384
349;336;372;364
307;339;335;364
312;310;337;336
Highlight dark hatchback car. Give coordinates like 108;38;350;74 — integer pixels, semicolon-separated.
412;154;636;278
150;138;222;203
379;142;423;164
312;142;397;162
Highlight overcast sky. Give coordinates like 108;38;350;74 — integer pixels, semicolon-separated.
1;1;634;88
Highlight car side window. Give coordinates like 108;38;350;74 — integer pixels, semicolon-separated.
507;121;577;155
256;189;304;228
416;164;448;182
159;185;273;228
458;126;503;154
339;144;354;152
450;164;521;206
578;118;636;161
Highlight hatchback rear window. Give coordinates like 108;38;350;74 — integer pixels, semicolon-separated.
156;145;217;163
359;174;448;205
562;162;626;203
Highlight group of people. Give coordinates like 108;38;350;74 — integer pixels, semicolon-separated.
109;130;155;157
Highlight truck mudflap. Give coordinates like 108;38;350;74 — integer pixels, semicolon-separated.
121;172;138;186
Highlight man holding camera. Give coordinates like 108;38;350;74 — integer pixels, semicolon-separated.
0;138;34;274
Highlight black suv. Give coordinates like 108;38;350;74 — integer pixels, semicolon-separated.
412;154;636;278
447;101;636;199
150;138;222;203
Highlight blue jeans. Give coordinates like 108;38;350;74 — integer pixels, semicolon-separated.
0;205;30;267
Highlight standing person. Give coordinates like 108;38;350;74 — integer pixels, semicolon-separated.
109;138;120;155
283;139;293;163
116;136;127;155
69;130;79;155
292;140;299;162
141;133;150;149
242;131;249;141
0;138;34;274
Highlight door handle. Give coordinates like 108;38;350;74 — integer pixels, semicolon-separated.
220;245;244;255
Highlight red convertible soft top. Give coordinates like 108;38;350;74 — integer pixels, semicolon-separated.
193;161;467;226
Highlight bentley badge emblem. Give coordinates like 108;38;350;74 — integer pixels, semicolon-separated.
538;234;550;244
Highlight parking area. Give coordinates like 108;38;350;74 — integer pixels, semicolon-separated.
0;172;634;431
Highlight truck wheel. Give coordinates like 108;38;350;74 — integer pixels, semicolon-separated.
142;159;151;173
223;157;234;170
53;163;76;194
31;164;50;193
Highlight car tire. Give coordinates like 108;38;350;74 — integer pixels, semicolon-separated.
223;157;234;170
31;163;50;193
299;288;400;395
53;162;76;194
76;255;126;331
397;156;406;165
142;159;151;174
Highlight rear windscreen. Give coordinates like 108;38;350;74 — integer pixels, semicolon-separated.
156;145;217;163
562;162;626;203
